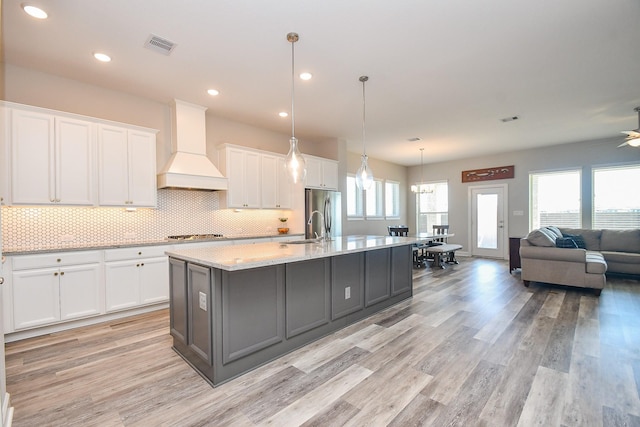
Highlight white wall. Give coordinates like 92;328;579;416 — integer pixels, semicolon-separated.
406;137;640;250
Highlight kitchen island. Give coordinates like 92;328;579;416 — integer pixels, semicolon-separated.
166;235;417;386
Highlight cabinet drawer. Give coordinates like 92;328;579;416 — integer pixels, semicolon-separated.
12;250;102;270
104;245;171;261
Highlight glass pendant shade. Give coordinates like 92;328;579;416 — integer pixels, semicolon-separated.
356;154;373;190
355;75;373;190
285;137;307;184
284;32;306;183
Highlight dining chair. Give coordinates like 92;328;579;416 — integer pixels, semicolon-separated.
388;225;409;236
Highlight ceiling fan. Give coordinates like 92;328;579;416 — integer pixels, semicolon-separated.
619;106;640;147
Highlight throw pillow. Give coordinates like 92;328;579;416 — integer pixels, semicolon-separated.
526;228;556;247
545;226;563;240
562;233;586;249
556;236;578;248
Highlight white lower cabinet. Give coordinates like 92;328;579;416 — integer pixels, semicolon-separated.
104;246;170;313
11;251;102;330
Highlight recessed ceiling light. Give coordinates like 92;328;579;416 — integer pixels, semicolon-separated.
23;5;48;19
279;112;289;118
93;52;112;63
299;72;312;81
207;89;220;96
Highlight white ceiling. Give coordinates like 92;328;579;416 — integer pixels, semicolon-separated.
3;0;640;166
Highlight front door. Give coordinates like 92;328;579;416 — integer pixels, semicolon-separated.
470;185;508;258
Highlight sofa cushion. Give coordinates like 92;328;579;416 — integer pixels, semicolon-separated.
601;251;640;264
526;228;556;247
585;251;607;274
560;228;602;251
600;229;640;253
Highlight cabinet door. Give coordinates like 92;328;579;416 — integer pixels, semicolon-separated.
390;245;412;295
10;109;55;204
104;261;140;312
0;105;10;205
187;263;213;364
244;151;261;208
139;257;169;304
305;157;322;189
98;125;130;206
225;148;247;208
260;154;278;208
222;265;284;363
322;160;339;190
365;248;391;306
59;263;102;320
128;130;157;207
55;116;94;205
331;253;364;320
169;258;188;345
285;259;330;338
276;157;292;208
12;267;60;329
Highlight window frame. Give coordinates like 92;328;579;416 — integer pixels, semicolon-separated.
592;163;640;230
365;178;384;219
346;174;364;219
529;168;582;230
384;180;400;219
415;180;449;234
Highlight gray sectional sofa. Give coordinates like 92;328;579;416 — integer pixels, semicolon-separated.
519;226;640;296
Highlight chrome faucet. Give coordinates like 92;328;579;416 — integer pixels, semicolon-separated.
307;210;325;241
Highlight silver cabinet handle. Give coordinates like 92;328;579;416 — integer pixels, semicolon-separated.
0;277;4;285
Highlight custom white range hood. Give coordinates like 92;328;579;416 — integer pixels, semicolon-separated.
157;99;228;190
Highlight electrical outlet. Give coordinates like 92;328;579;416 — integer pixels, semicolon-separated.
345;286;351;299
199;291;207;311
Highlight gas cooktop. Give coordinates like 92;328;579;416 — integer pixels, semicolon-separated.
167;234;224;241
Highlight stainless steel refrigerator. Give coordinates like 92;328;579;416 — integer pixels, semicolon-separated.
305;188;342;240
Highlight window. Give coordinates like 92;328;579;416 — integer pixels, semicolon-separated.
385;181;400;218
593;164;640;229
529;169;581;229
366;179;384;218
346;175;364;218
416;181;448;233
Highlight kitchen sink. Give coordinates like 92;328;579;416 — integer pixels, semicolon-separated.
282;238;323;244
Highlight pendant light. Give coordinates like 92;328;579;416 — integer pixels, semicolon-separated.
411;148;431;193
284;32;307;184
355;76;374;190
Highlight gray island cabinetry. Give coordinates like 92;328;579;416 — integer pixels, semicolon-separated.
166;235;416;386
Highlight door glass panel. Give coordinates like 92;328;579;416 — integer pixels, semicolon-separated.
477;194;498;249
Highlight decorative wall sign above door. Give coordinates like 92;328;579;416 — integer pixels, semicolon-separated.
462;165;514;183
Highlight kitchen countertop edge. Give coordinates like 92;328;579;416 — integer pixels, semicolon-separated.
3;233;305;256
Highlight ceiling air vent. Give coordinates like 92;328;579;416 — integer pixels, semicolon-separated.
144;34;176;56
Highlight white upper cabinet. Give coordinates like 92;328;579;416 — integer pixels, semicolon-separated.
217;145;261;208
98;125;157;207
305;155;338;190
10;108;95;205
0;105;9;205
261;154;292;209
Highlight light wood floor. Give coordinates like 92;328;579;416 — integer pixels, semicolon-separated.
5;258;640;427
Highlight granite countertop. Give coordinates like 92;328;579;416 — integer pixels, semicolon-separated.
166;235;420;271
3;233;305;256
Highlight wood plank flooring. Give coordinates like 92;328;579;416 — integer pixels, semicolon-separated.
5;258;640;426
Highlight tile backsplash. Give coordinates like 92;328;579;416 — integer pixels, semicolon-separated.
1;189;293;251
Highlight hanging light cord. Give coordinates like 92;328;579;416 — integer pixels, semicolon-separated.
290;34;297;139
420;148;425;187
360;76;369;156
